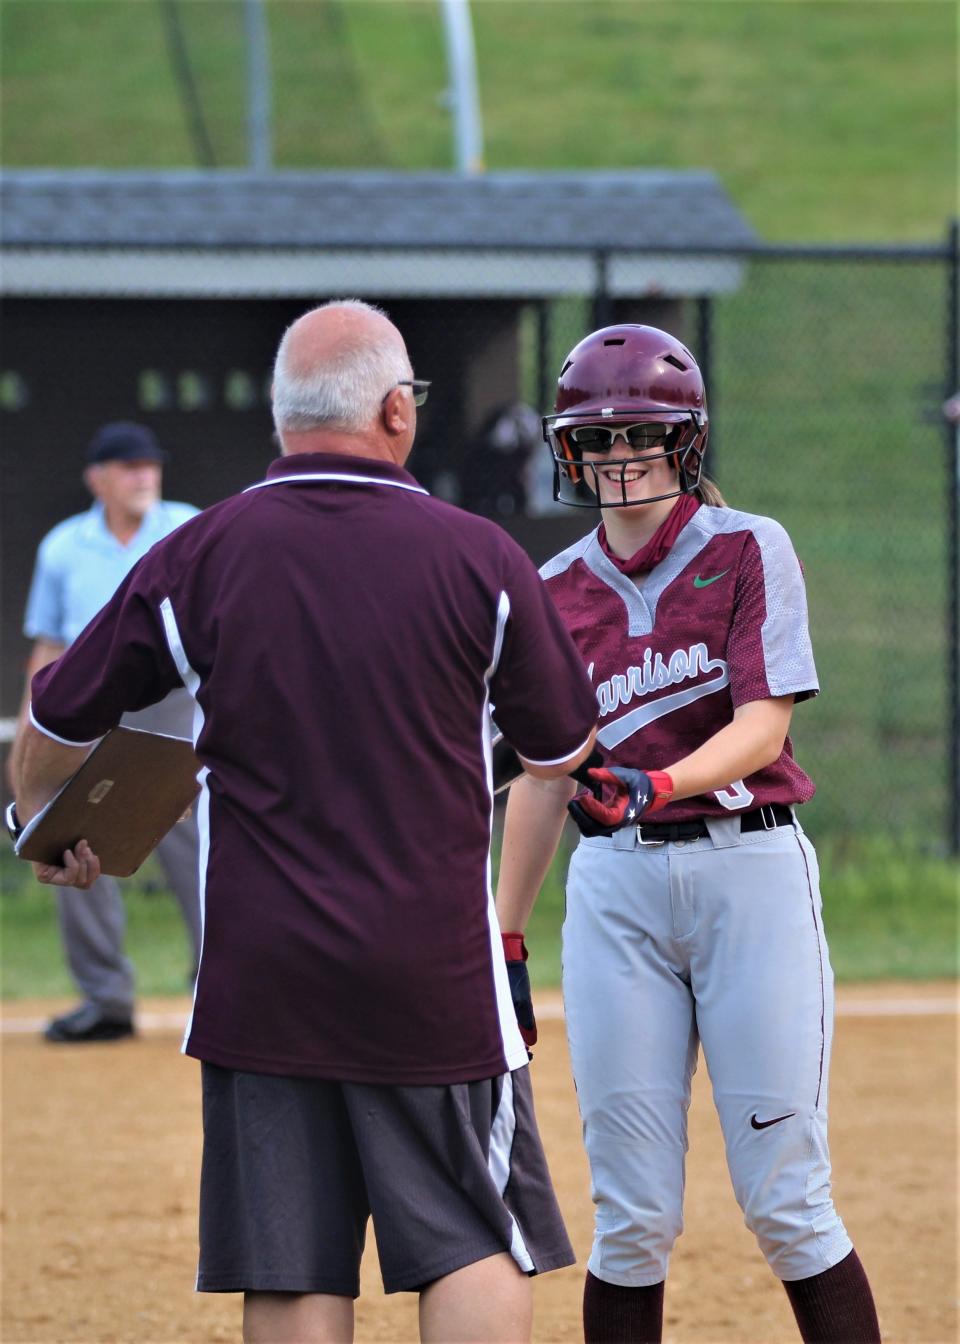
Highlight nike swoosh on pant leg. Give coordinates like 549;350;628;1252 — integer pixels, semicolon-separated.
750;1112;796;1130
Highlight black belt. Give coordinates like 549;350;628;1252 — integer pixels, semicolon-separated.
636;803;794;845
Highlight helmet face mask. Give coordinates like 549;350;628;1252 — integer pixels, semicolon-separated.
542;325;709;510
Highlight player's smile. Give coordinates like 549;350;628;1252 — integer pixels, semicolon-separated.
584;450;675;508
598;466;649;501
599;464;648;482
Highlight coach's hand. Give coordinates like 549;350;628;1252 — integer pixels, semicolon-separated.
31;837;102;889
567;767;674;838
501;931;537;1050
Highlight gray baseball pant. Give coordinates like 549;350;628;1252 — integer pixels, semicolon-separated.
562;812;853;1286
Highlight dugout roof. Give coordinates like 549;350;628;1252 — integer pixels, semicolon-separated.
0;169;756;297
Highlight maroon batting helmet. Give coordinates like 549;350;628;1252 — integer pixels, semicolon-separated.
542;324;709;508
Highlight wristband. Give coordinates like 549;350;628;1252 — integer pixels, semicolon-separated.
5;801;22;844
501;931;528;962
644;770;675;814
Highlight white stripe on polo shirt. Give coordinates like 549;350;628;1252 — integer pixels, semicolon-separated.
159;596;210;1055
243;473;429;495
480;591;529;1074
488;590;511;677
159;597;201;700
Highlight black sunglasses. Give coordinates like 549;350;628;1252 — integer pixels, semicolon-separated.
567;422;673;452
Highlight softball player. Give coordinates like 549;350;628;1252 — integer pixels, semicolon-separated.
496;325;881;1342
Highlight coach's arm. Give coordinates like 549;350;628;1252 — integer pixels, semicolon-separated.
512;728;597;783
5;639;65;792
15;721;102;889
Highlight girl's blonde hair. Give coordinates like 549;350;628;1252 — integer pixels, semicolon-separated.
694;476;726;507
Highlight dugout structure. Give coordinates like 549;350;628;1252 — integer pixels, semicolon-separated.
0;168;754;716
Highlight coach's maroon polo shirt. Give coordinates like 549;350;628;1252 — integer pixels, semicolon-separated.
30;453;597;1084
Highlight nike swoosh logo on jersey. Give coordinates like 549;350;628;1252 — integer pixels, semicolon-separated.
693;569;730;588
750;1111;796;1130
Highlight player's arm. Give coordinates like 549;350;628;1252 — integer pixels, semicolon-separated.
5;639;65;791
568;695;795;835
495;770;578;1050
496;771;576;934
495;693;793;929
663;694;795;801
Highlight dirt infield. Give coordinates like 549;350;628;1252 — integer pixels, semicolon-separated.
2;983;956;1344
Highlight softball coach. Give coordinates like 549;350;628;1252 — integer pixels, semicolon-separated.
14;301;598;1344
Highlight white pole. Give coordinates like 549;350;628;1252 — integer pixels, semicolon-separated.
440;0;484;174
245;0;272;172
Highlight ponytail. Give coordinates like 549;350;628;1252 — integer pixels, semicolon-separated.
695;476;726;507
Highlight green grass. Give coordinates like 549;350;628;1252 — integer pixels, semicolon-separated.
4;830;954;999
812;835;960;980
523;830;959;986
709;255;950;840
0;0;955;241
0;842;197;999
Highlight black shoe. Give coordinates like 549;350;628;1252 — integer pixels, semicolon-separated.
43;1003;135;1044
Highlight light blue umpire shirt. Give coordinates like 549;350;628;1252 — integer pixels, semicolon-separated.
25;499;200;646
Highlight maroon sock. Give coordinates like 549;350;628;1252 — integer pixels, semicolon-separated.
783;1249;881;1343
582;1270;664;1344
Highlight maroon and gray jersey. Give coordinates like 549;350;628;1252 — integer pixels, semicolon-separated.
30;452;597;1084
541;505;818;821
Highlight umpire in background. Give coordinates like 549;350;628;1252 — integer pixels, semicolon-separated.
8;421;202;1043
14;300;598;1343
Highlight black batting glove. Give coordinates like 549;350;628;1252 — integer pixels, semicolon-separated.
501;931;537;1051
567;767;673;838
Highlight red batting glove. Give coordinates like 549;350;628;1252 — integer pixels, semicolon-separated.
567;768;674;837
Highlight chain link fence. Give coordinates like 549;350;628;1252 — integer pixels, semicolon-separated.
3;236;957;851
708;247;955;850
388;241;958;851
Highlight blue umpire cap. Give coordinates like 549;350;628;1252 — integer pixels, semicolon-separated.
86;421;167;465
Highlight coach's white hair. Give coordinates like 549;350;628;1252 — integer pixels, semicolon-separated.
272;299;412;434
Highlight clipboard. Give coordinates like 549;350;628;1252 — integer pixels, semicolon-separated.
14;727;201;877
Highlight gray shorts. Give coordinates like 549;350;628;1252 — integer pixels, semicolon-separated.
197;1062;574;1296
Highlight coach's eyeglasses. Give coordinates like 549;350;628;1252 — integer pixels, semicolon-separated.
385;379;431;407
567;421;673;452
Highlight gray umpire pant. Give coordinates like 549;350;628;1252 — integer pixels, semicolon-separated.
54;690;202;1017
